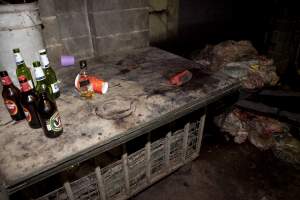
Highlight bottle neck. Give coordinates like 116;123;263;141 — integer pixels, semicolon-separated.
40;54;50;68
80;68;88;75
14;52;25;65
1;75;12;86
41;92;47;98
41;91;50;101
34;67;46;81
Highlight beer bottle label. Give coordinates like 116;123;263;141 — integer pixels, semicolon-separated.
40;54;50;68
46;112;62;132
23;107;32;122
34;67;46;81
28;80;34;89
1;76;12;85
51;82;60;93
4;99;18;116
20;80;32;92
46;122;52;131
14;53;24;65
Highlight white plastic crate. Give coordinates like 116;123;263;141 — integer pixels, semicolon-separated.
70;173;99;200
149;138;167;181
169;129;184;169
34;115;205;200
127;148;147;195
186;120;203;160
101;160;126;200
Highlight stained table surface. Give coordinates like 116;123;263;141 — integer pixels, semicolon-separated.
0;47;239;190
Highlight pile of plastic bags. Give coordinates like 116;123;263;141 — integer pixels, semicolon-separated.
215;108;300;167
215;108;288;149
191;40;279;90
194;40;299;166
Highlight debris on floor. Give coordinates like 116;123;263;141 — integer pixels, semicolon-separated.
215;107;300;167
191;39;299;168
214;101;300;167
214;108;290;150
191;40;279;90
214;109;248;144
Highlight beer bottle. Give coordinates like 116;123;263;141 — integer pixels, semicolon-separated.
0;71;25;121
13;48;34;89
18;75;41;129
33;61;53;99
39;49;60;99
37;84;63;138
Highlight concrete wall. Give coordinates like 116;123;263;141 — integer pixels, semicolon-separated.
87;0;149;56
178;0;234;46
149;0;232;46
175;0;271;54
38;0;149;64
149;0;179;44
149;0;168;43
39;0;64;64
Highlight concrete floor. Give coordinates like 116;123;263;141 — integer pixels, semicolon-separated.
134;140;300;200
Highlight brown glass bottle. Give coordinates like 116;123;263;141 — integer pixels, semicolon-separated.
37;84;63;138
18;75;41;129
0;71;25;121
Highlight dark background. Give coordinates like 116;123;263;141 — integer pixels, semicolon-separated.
158;0;300;87
2;0;300;87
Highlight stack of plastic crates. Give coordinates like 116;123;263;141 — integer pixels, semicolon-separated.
34;114;205;200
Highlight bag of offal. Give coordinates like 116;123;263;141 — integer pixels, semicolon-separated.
214;109;249;144
192;40;258;72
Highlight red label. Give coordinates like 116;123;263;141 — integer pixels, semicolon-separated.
1;76;12;85
4;99;18;116
23;107;32;122
20;81;31;92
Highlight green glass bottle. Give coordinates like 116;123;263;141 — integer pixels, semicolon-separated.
39;49;60;99
33;61;53;99
13;48;34;89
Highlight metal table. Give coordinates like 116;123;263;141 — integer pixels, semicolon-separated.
0;47;240;199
